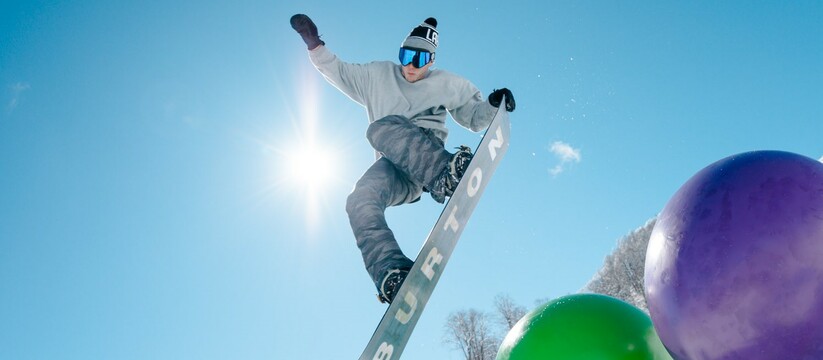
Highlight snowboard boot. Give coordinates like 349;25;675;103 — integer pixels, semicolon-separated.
377;268;410;304
429;145;473;204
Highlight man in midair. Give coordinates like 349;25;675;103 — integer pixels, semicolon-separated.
290;14;515;303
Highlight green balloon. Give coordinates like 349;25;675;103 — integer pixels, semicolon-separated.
496;294;672;360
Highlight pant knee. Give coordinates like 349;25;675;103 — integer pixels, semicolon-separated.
345;189;362;218
346;185;383;219
366;119;388;148
367;115;408;147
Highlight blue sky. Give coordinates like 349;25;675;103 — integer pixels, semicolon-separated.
1;1;821;359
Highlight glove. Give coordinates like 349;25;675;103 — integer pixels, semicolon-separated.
488;88;516;112
290;14;325;50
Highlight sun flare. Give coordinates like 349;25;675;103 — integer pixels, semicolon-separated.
284;144;337;192
273;137;342;232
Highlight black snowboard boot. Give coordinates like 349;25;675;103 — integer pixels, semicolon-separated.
377;268;410;304
429;145;473;204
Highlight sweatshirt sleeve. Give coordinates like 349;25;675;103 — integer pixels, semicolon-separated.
448;78;498;133
308;45;370;106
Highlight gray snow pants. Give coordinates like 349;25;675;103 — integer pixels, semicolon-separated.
346;115;452;290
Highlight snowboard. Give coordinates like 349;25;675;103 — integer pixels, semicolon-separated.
359;97;511;360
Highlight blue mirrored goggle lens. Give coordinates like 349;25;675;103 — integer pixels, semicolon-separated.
398;48;432;68
399;48;416;66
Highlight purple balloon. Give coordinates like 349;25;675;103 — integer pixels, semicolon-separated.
645;151;823;359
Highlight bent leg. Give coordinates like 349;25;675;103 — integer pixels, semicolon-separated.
346;157;420;289
366;115;451;189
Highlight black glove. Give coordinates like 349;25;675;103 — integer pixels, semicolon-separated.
290;14;325;50
488;88;516;112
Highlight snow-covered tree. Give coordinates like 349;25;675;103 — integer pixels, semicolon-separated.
443;294;529;359
493;294;527;330
443;309;499;360
583;217;657;311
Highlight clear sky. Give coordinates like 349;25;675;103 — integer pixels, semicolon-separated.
1;1;821;359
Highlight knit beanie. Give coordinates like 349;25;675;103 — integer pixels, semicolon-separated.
401;17;438;53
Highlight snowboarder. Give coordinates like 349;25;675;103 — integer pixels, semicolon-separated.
290;14;515;304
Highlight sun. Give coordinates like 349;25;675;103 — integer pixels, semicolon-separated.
283;143;337;192
269;63;353;231
273;137;342;232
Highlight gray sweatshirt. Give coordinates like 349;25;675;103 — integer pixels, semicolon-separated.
309;45;497;142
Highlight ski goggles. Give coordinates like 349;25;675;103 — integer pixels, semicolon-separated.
399;47;433;68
